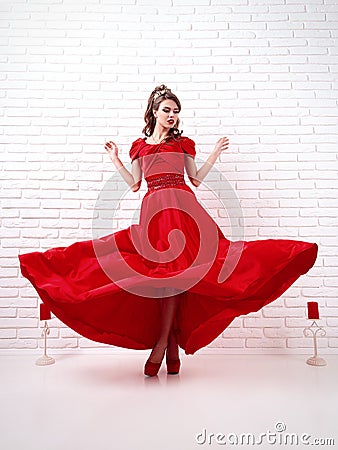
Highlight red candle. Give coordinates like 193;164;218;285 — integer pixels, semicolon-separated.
307;301;319;320
40;303;51;320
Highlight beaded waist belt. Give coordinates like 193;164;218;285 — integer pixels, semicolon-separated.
146;173;186;191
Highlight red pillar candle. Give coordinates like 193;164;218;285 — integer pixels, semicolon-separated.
307;301;319;320
40;302;51;320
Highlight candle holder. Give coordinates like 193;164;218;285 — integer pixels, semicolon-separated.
303;320;327;366
35;320;55;366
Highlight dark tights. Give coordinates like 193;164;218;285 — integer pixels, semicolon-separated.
147;294;180;363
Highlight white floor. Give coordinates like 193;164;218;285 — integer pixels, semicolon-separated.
1;353;337;450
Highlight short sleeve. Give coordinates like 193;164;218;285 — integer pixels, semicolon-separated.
180;136;196;158
129;139;143;162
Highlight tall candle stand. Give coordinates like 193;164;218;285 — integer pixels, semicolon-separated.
303;320;327;366
36;320;55;366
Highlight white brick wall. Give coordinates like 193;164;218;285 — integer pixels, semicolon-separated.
1;0;337;354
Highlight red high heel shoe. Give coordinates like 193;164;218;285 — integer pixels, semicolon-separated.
144;359;162;377
144;342;166;377
166;356;181;375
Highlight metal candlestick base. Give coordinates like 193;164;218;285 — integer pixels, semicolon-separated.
303;320;327;367
35;320;55;366
305;355;327;366
36;354;55;366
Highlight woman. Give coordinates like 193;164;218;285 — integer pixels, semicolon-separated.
19;84;318;377
105;85;230;376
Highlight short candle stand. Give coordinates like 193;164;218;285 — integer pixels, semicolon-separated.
36;320;55;366
303;320;327;366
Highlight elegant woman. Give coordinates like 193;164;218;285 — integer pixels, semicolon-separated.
19;84;318;377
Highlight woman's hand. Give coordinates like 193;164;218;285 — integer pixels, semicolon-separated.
213;136;229;156
104;141;119;162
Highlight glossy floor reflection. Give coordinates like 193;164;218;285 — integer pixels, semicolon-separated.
1;353;337;450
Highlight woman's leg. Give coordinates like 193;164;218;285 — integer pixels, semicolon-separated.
166;325;180;361
147;294;180;363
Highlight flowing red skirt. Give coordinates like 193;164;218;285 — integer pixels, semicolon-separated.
18;183;318;355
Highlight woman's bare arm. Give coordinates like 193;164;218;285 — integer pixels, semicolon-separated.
104;141;142;192
185;137;229;187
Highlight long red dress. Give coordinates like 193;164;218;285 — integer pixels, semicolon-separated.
18;136;318;355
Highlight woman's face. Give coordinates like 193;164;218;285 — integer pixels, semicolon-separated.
154;99;180;131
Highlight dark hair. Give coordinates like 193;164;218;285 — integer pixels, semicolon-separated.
142;84;183;139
